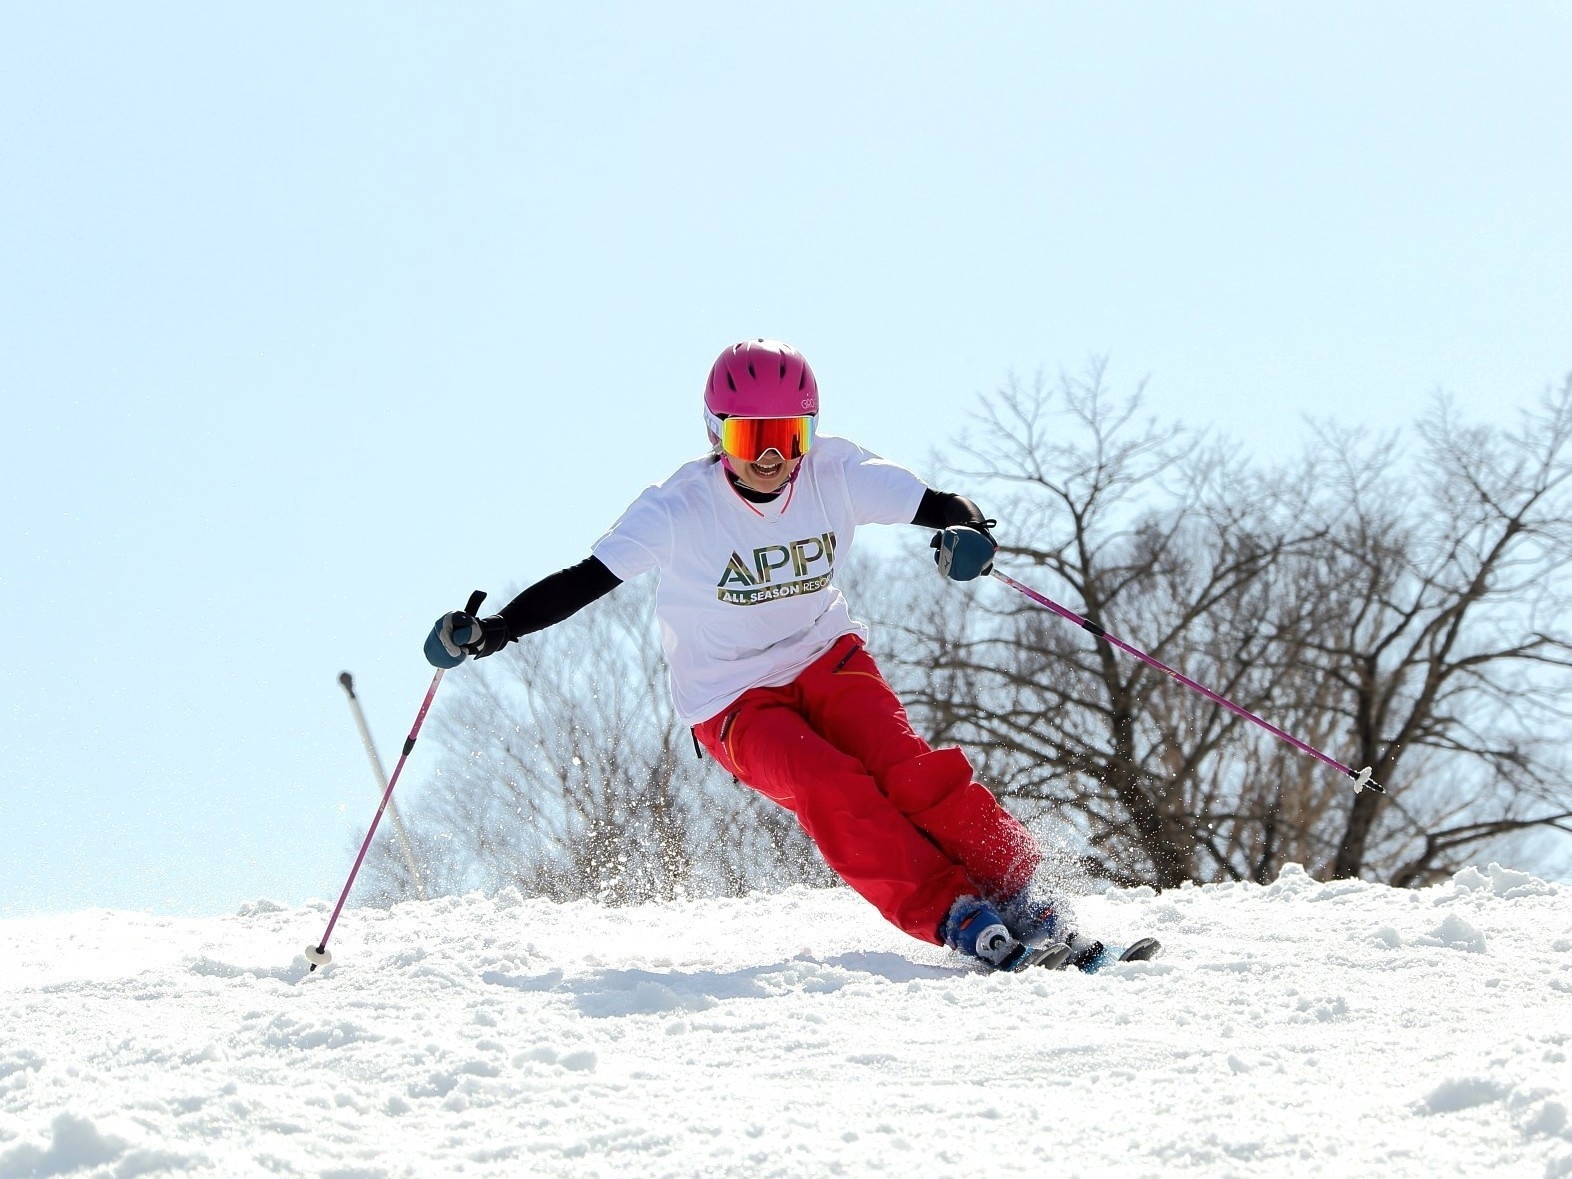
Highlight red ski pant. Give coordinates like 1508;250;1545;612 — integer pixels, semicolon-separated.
693;634;1040;944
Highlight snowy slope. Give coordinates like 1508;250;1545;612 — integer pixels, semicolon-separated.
2;866;1570;1179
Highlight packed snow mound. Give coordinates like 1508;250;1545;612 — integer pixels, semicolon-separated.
2;865;1570;1178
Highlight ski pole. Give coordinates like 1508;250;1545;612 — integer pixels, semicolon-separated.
306;591;484;971
338;671;428;901
990;569;1384;795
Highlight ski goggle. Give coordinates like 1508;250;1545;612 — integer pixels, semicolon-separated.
706;412;816;463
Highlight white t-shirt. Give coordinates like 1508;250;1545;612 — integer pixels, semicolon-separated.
590;434;928;726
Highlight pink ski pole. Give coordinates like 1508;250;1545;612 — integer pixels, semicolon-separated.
990;569;1384;795
306;590;484;971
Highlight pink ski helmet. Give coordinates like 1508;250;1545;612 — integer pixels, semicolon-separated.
704;339;819;429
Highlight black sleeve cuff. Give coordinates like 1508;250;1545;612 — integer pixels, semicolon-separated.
912;489;991;532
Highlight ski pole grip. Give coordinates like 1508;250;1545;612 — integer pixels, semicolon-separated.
464;590;487;616
338;671;355;697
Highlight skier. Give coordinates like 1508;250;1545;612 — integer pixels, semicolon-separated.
426;339;1150;972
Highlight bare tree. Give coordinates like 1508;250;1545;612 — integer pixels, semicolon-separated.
878;363;1572;889
882;360;1314;888
1288;379;1572;882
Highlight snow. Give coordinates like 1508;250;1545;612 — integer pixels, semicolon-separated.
3;866;1571;1178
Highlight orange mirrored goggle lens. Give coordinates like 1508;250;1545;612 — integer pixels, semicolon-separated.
716;415;815;463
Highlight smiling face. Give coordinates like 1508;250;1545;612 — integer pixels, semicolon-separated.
729;451;802;494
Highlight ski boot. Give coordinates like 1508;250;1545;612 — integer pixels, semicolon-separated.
941;896;1068;972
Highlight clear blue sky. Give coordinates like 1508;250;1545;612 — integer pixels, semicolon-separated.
2;4;1568;917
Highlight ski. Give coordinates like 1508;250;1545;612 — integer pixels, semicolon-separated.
968;936;1163;974
1058;936;1163;974
1001;941;1071;971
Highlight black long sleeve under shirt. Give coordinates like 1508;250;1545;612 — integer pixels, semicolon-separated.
491;487;988;644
